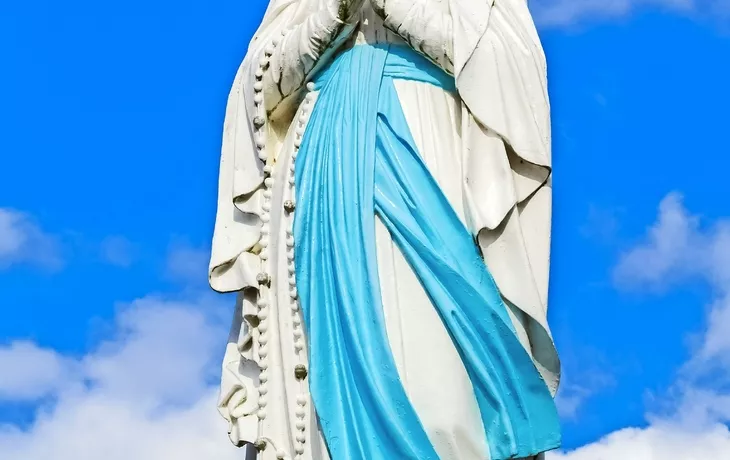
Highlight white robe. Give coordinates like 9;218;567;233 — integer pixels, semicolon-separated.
209;2;558;459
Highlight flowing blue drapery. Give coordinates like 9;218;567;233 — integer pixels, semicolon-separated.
293;44;561;460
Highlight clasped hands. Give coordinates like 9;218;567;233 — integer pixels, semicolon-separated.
329;0;454;75
328;0;399;24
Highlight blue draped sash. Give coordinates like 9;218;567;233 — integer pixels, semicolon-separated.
293;44;560;460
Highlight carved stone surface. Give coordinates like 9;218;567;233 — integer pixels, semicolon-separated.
208;1;559;459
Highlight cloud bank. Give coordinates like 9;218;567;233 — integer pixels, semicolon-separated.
550;423;730;460
551;192;730;459
3;194;730;459
0;295;241;460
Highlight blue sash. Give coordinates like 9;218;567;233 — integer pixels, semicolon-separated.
293;44;560;460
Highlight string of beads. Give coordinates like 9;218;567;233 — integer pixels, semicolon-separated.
251;28;316;460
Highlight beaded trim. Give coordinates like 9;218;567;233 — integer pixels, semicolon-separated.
251;28;316;460
253;32;282;433
286;81;317;458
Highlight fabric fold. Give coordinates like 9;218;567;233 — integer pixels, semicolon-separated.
294;43;560;460
208;0;562;451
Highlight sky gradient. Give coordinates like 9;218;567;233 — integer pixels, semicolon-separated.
1;1;729;459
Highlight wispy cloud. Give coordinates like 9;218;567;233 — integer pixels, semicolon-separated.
530;0;724;28
0;208;62;271
555;384;598;420
556;369;615;419
165;241;210;286
551;192;730;458
99;235;136;268
580;204;622;244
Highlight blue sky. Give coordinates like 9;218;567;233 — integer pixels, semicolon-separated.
1;1;729;459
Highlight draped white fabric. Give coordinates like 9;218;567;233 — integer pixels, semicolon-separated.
209;1;558;458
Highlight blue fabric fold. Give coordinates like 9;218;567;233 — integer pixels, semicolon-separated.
293;44;561;460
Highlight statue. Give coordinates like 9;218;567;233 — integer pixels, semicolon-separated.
208;1;561;459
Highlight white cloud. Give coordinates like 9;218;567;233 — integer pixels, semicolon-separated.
81;296;225;406
530;0;720;28
0;342;74;401
0;294;242;460
548;423;730;460
614;193;730;368
0;208;62;270
613;193;706;290
551;192;730;459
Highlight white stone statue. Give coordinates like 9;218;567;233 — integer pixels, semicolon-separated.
208;1;561;459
